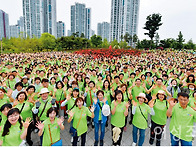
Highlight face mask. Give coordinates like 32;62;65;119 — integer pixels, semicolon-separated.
189;88;194;91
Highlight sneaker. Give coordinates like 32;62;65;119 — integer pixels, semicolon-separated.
94;141;98;146
100;140;104;146
156;140;161;146
149;138;154;145
124;127;127;132
132;142;136;146
71;137;73;143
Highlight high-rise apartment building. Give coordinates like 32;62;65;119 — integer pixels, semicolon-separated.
71;3;91;39
23;0;56;38
110;0;140;43
0;9;9;39
97;22;110;41
57;21;65;38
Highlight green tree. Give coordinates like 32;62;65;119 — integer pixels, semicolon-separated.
143;13;163;49
119;41;128;49
176;31;185;50
132;34;138;48
184;39;195;49
90;35;102;48
102;38;110;48
40;33;56;51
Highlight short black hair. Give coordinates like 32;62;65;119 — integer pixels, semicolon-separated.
26;85;35;92
16;91;27;101
41;78;49;83
46;107;58;117
178;92;189;99
114;90;124;102
0;104;12;112
96;90;104;96
15;82;23;89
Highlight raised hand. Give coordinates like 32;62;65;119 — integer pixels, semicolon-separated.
102;98;107;104
168;98;177;107
36;121;44;130
13;100;19;107
132;100;137;106
191;102;196;111
93;97;97;104
152;95;157;100
148;101;154;108
66;94;71;101
57;117;64;126
114;100;118;107
125;102;130;109
68;111;74;118
23;117;32;128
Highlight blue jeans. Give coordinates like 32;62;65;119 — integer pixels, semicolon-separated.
132;125;145;146
170;133;192;146
94;120;106;141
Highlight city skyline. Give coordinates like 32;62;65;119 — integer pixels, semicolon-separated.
0;0;196;42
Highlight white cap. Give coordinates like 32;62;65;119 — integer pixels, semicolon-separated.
39;88;49;95
102;104;110;116
22;76;28;79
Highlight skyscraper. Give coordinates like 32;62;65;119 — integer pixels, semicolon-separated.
23;0;43;38
97;22;110;41
43;0;57;38
23;0;56;38
71;3;91;39
110;0;140;43
9;25;20;38
0;9;9;39
17;16;25;37
57;21;65;38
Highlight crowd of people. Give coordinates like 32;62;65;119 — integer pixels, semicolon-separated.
0;49;195;146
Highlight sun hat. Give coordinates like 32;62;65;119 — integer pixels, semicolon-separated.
39;88;49;95
136;93;148;102
102;104;110;116
187;83;196;89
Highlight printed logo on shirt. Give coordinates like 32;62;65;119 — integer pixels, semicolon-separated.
82;114;86;116
54;126;58;129
187;114;193;117
18;130;21;133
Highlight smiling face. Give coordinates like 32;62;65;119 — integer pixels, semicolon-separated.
158;93;165;101
18;93;26;102
49;111;56;121
116;93;122;102
57;82;62;89
8;112;20;125
28;88;35;94
2;107;11;116
138;97;145;104
178;96;189;108
41;92;49;100
0;90;5;98
76;100;83;108
97;92;104;101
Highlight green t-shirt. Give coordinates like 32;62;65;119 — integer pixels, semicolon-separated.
131;86;145;101
132;103;151;129
111;101;126;128
151;86;163;96
6;79;16;90
72;106;92;136
0;96;10;108
0;122;24;146
55;89;64;101
169;103;196;141
0;114;7;127
15;101;33;121
151;99;168;125
103;89;112;106
86;90;96;107
42;118;61;146
66;98;76;110
32;97;53;121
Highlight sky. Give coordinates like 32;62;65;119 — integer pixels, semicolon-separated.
0;0;196;42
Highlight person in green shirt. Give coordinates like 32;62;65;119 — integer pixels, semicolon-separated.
53;81;66;117
148;90;168;146
167;92;196;146
0;104;12;127
36;107;64;146
68;97;94;146
111;90;129;146
132;93;155;146
13;91;34;146
0;108;31;146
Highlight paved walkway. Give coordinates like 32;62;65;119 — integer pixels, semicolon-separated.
31;117;196;146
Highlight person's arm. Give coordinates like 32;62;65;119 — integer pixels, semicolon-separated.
132;106;137;115
111;101;118;115
57;118;65;131
166;99;176;117
0;140;3;146
124;102;129;116
150;108;155;115
20;118;31;140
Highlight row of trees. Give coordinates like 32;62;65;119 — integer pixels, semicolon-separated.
1;13;195;53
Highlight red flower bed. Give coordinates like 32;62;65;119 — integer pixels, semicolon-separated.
74;48;143;59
